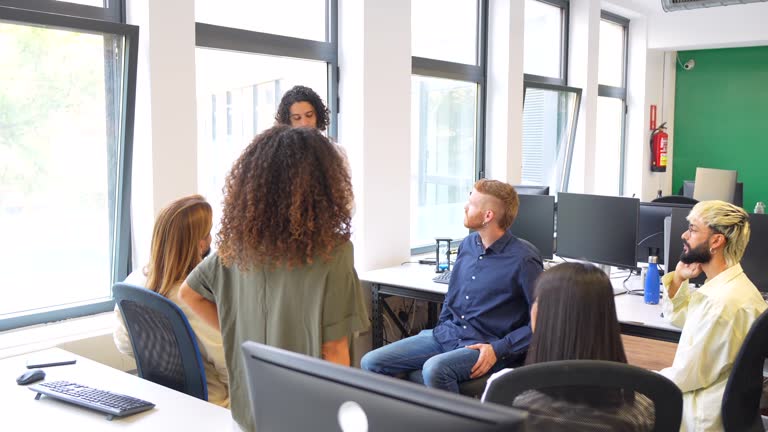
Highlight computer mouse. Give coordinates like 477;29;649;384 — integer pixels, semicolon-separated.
16;368;45;385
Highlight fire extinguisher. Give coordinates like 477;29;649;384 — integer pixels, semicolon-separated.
650;122;668;172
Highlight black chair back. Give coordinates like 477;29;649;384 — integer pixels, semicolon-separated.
113;282;208;401
484;360;682;432
652;195;699;205
722;309;768;432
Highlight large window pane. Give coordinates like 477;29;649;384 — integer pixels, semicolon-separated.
411;76;477;248
195;0;327;42
412;0;477;65
598;19;625;87
196;48;328;235
0;22;125;316
524;0;563;78
594;96;624;196
521;86;580;193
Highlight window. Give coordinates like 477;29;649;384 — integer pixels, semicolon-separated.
195;0;338;235
0;5;137;330
410;0;487;251
595;12;629;196
196;0;327;42
523;0;567;81
522;0;578;194
0;0;121;21
521;85;581;191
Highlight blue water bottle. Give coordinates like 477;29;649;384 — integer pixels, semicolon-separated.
644;256;660;304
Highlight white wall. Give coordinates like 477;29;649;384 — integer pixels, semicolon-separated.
648;3;768;50
127;0;199;269
338;0;411;273
568;0;601;193
484;0;524;183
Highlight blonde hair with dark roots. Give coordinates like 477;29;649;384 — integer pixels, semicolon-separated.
217;125;353;269
688;200;751;266
474;179;519;230
146;195;212;298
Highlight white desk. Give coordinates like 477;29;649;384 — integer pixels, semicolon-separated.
360;264;682;348
1;348;235;431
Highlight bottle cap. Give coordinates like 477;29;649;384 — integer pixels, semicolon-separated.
648;256;658;264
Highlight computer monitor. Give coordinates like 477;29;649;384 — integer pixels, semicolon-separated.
693;167;738;204
513;185;550;196
556;193;639;269
509;194;555;259
667;208;706;286
241;342;527;432
637;202;695;266
681;179;743;208
742;213;768;292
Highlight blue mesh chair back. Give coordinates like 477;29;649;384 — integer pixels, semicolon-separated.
722;309;768;432
483;360;682;432
113;282;208;401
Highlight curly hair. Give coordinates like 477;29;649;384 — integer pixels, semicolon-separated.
217;125;353;269
275;85;330;131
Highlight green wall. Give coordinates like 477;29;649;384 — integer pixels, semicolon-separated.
673;46;768;211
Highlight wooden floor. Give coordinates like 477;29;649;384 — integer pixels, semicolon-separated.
622;335;678;371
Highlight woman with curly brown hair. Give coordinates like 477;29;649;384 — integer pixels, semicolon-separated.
179;125;368;432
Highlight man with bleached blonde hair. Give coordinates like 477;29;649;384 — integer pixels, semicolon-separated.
660;200;766;431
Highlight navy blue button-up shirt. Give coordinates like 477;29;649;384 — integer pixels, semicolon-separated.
432;231;543;360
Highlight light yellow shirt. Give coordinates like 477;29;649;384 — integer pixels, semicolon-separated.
114;271;230;408
660;263;766;431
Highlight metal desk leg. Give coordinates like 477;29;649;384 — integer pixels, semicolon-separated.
371;283;383;349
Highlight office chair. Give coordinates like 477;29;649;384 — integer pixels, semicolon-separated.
113;282;208;401
721;309;768;432
652;195;699;205
483;360;682;431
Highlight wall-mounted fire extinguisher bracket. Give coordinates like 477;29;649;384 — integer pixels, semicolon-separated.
650;122;668;173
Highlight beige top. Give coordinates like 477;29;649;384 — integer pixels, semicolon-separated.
114;271;230;408
185;241;369;432
660;264;766;431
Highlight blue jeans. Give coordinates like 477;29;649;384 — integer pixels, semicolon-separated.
361;330;506;393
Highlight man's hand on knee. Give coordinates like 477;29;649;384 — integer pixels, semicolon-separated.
466;343;497;379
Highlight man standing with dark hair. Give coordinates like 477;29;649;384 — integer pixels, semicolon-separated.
362;179;543;393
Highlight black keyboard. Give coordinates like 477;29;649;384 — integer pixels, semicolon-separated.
30;380;155;420
432;270;452;284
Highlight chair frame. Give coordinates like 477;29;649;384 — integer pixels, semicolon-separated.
722;309;768;432
484;360;682;432
113;282;208;401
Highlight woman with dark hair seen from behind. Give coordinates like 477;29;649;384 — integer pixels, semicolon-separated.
275;85;330;130
113;195;229;407
487;263;653;431
526;262;626;365
179;125;369;432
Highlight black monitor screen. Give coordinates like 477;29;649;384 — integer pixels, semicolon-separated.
637;202;695;265
742;213;768;292
667;208;706;285
241;342;527;432
514;185;550;196
510;194;555;259
556;193;639;269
